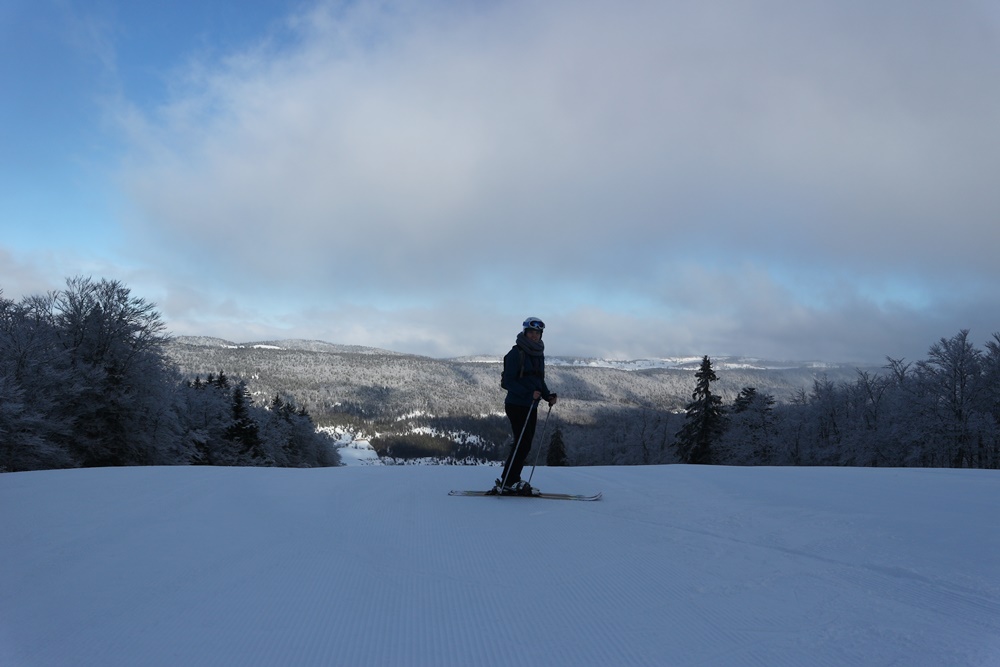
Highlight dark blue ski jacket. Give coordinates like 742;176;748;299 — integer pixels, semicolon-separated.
503;345;553;407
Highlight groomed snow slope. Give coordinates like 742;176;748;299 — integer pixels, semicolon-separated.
2;465;998;666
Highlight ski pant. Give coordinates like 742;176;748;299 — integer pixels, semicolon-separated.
501;402;537;484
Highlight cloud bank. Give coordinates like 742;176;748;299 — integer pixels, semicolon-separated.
108;0;1000;361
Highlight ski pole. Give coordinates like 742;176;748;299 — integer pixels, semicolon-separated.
501;398;539;490
527;402;553;486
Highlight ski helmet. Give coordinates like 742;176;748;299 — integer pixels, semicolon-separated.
523;317;545;332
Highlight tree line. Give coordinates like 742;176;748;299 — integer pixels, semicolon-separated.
674;330;1000;469
5;278;998;472
0;278;337;472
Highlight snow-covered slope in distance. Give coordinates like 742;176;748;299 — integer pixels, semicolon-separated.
2;465;997;666
172;336;408;356
448;354;848;372
175;337;855;372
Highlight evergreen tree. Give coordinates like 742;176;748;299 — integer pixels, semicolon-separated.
675;355;724;464
263;393;299;467
183;371;234;465
546;427;568;466
732;387;757;414
225;381;269;465
718;386;776;465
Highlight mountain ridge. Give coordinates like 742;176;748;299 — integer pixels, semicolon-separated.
165;335;883;465
173;336;864;372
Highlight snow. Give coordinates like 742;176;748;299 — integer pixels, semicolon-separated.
318;427;382;465
336;440;382;465
2;465;998;666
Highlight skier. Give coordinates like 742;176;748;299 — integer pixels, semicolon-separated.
495;317;557;495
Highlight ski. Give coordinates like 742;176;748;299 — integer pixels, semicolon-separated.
448;489;602;501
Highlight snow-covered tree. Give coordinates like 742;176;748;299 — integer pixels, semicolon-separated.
50;277;182;466
223;380;269;465
977;334;1000;467
716;387;776;465
675;356;724;464
914;330;982;467
546;427;567;466
1;279;339;472
182;374;236;465
0;279;184;469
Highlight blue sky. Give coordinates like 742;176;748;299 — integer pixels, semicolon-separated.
3;0;1000;362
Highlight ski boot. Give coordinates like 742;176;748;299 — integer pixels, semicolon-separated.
510;480;540;496
489;478;528;496
489;478;516;495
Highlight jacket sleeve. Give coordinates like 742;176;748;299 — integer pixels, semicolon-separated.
526;354;552;400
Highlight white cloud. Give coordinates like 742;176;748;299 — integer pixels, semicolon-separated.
104;0;1000;361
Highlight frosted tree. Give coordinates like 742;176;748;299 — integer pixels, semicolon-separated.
262;394;298;467
223;380;270;465
841;370;892;466
1;279;344;471
869;357;926;467
0;294;70;470
0;279;184;469
977;334;1000;467
260;394;336;467
915;330;982;467
802;377;847;465
717;387;776;465
0;371;74;471
182;374;235;464
50;277;182;466
675;356;724;464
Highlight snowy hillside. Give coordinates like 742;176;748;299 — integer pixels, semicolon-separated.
2;465;998;666
166;336;876;414
163;336;887;466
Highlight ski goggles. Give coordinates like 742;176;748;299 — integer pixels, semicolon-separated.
523;318;545;331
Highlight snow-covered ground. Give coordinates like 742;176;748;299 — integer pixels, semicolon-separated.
2;465;998;666
319;427;381;465
335;439;382;465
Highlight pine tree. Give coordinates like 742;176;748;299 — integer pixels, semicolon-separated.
546;427;568;466
225;381;268;464
675;355;724;464
722;386;776;464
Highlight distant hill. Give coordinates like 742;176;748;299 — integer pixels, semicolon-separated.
171;336;408;356
165;336;883;465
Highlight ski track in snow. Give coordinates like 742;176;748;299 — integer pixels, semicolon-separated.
1;465;999;666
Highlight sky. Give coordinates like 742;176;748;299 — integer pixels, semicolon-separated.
3;0;1000;363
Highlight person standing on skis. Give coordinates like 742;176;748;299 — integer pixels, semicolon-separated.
495;317;557;495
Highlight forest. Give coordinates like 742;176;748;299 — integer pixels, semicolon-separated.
3;278;999;471
165;330;1000;471
567;330;1000;469
0;278;337;472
